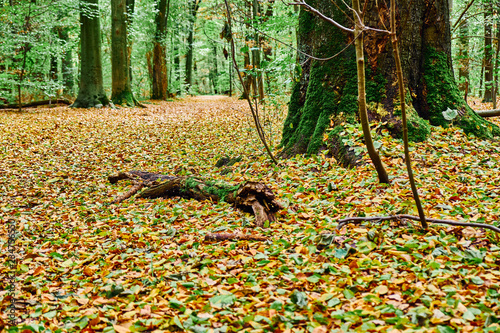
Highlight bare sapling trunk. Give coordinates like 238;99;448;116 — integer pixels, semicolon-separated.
390;2;427;229
352;0;389;184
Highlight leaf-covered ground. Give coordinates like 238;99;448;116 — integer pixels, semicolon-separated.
1;96;500;333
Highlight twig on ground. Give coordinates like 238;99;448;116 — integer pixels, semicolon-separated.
337;214;500;233
204;233;267;242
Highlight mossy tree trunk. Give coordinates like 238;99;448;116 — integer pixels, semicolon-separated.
281;0;499;161
111;0;138;106
151;0;169;100
72;0;109;108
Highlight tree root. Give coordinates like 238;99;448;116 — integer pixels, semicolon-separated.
337;214;500;233
204;233;267;242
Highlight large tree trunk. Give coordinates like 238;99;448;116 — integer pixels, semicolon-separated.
151;0;169;100
111;0;139;106
72;0;109;108
281;0;499;161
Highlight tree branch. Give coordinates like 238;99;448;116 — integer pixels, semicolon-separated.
337;215;500;233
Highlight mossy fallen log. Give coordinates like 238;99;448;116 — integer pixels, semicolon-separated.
108;171;283;227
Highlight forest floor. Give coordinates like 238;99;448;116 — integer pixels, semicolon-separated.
1;95;500;332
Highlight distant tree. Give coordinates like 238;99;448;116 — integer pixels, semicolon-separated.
72;0;109;108
151;0;169;100
111;0;139;106
483;2;493;102
185;0;200;91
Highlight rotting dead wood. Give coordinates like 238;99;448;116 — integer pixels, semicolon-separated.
204;233;267;242
108;171;283;227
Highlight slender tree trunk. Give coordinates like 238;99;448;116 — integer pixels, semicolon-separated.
458;19;469;101
483;3;493;102
352;0;389;184
111;0;138;106
59;26;74;96
151;0;169;99
173;42;180;95
251;0;264;102
72;0;109;108
126;0;134;83
210;45;218;94
185;0;200;92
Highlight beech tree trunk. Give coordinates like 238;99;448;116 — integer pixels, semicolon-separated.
281;0;499;162
72;0;109;108
111;0;138;106
151;0;169;100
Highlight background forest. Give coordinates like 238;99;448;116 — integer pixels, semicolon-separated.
0;0;499;106
0;0;298;105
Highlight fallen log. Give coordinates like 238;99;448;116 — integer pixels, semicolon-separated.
204;233;267;242
108;171;283;227
475;109;500;118
0;98;71;110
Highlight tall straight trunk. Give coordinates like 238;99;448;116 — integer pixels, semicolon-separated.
126;0;134;82
59;26;74;96
251;0;264;102
185;0;200;91
458;19;469;100
72;0;109;108
151;0;169;99
483;4;493;102
281;0;499;159
210;45;218;94
242;39;252;99
173;42;180;94
111;0;137;106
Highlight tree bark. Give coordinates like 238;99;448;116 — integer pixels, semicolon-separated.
111;0;138;106
72;0;109;108
151;0;169;100
281;0;499;162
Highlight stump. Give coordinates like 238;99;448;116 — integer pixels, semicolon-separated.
108;171;283;227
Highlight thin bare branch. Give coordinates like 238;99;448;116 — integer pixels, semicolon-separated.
337;215;500;233
288;1;354;33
